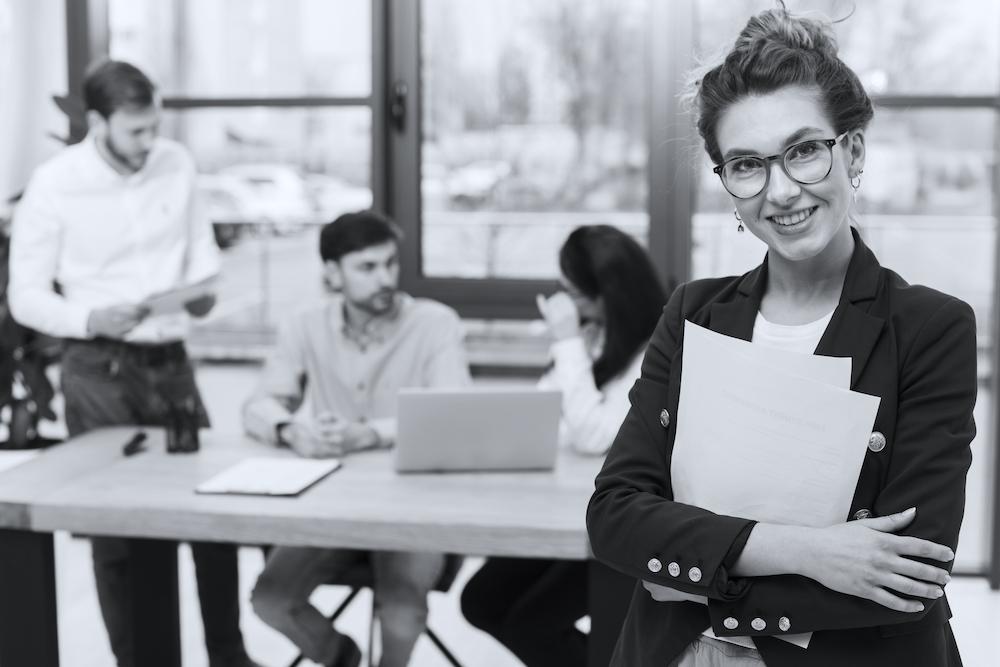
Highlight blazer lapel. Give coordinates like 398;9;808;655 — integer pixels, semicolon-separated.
814;229;886;387
708;263;766;341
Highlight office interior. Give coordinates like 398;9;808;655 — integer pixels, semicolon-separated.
0;0;998;665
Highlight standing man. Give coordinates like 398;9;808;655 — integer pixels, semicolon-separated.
245;210;470;667
8;60;259;667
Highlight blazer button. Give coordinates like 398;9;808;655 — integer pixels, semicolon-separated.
868;431;886;452
688;566;702;583
660;409;670;428
647;558;662;573
778;616;791;632
751;617;766;632
667;561;681;577
723;617;739;631
853;509;872;520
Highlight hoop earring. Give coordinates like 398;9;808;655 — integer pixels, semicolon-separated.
734;209;744;233
851;170;863;203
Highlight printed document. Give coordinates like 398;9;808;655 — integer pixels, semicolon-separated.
141;275;218;317
672;322;881;650
196;457;341;496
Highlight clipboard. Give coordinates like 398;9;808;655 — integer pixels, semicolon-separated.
195;457;342;496
141;275;218;317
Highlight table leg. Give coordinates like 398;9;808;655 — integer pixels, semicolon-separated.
587;560;634;667
131;538;182;667
0;528;59;667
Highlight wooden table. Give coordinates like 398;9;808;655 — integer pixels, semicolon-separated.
0;427;634;667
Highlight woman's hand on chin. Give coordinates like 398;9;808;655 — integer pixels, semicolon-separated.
536;292;581;341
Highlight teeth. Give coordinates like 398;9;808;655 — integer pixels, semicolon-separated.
772;208;814;226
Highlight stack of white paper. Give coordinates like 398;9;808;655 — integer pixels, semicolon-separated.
672;321;881;649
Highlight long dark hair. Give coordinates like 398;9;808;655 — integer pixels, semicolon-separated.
559;225;666;388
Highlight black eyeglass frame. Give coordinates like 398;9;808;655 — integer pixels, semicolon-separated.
712;131;850;199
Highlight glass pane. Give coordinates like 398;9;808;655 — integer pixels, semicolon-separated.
421;0;649;279
696;0;1000;96
692;107;997;573
109;0;372;98
159;107;373;342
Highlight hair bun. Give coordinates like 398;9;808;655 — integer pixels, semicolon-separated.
736;8;839;59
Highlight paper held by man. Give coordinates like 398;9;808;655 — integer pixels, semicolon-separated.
140;275;218;317
671;322;881;649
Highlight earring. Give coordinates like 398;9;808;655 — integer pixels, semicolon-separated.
851;170;863;203
734;208;744;233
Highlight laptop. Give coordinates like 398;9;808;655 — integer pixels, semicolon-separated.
395;387;562;472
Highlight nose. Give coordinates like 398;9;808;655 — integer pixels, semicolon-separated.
765;161;801;204
376;264;396;288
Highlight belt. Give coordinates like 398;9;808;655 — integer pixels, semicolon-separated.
75;338;188;368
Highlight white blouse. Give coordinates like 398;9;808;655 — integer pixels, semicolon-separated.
537;335;644;456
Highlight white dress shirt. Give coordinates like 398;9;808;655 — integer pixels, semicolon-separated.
8;134;220;343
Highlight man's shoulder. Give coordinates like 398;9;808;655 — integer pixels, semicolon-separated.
402;295;462;329
148;137;196;173
28;141;92;184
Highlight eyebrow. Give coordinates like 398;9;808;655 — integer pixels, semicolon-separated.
722;126;829;161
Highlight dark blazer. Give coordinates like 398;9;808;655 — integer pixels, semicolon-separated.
587;231;976;667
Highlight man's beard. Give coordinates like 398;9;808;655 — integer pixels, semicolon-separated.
357;289;397;315
105;136;149;171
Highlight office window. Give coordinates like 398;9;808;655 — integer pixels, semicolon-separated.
105;0;379;342
420;0;649;279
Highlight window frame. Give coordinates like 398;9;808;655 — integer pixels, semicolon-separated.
385;0;692;319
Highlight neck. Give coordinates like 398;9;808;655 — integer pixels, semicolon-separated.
94;135;140;176
342;297;393;331
761;228;854;324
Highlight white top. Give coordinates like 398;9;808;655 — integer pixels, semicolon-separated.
537;335;644;456
751;309;835;354
8;135;220;343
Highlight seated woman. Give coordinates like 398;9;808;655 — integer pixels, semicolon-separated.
587;7;974;667
460;224;667;667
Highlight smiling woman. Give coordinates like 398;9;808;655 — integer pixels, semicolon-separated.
587;6;977;667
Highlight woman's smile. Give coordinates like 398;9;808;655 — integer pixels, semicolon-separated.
768;205;818;229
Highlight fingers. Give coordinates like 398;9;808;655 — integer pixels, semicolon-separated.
863;507;916;534
893;535;955;564
892;555;952;586
535;293;548;318
868;586;926;614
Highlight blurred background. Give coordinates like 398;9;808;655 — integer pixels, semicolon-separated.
0;1;997;662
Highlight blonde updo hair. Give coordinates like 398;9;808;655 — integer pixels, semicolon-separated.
690;6;874;165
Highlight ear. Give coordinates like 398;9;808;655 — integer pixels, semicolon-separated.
846;128;866;177
85;109;107;135
323;260;344;292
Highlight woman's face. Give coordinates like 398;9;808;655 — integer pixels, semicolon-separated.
559;275;604;325
715;86;865;266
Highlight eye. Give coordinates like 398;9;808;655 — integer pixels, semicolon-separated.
786;141;824;162
727;157;763;177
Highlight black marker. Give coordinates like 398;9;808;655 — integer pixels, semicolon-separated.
122;431;147;457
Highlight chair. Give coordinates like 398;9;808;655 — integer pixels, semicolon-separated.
287;553;466;667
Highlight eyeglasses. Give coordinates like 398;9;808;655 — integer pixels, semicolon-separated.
713;132;849;199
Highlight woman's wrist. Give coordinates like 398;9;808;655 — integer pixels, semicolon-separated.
731;522;815;578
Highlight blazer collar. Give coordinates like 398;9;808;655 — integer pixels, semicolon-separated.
709;228;885;387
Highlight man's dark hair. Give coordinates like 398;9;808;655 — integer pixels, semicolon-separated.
320;210;404;263
83;60;156;119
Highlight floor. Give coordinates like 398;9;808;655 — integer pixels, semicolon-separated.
43;362;1000;666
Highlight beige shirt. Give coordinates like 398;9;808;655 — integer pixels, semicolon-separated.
8;135;219;342
243;292;471;446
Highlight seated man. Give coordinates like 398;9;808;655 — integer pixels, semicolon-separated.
244;210;470;667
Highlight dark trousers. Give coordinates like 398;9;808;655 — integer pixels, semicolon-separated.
61;339;250;667
461;557;588;667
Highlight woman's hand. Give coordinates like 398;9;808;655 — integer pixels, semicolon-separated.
642;581;708;605
536;292;581;341
798;508;953;613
